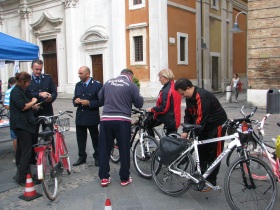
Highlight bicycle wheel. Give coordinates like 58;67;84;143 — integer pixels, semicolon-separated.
224;156;277;210
110;125;138;164
60;135;71;174
133;135;158;179
42;149;58;201
110;139;120;163
151;147;195;197
226;135;258;167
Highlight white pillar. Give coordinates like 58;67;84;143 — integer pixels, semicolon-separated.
63;0;80;85
149;0;168;82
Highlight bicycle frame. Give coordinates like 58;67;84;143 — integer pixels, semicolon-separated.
168;132;240;189
253;113;280;181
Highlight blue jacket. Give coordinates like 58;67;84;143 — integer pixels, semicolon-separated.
73;78;103;126
26;74;57;117
98;74;143;121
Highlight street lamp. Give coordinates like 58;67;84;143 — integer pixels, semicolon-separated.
197;37;208;88
231;11;247;33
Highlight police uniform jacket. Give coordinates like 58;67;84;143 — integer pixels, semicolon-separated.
73;78;103;126
26;74;57;117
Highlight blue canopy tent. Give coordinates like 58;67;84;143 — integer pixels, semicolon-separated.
0;32;39;61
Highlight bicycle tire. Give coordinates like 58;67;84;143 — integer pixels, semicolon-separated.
248;151;274;181
133;135;158;179
42;149;58;201
110;125;138;164
226;132;258;167
224;156;277;210
151;146;195;197
60;135;71;175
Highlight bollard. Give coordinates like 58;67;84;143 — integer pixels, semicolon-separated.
226;86;232;103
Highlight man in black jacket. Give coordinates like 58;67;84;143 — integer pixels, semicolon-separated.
26;59;57;163
175;78;227;192
72;66;103;167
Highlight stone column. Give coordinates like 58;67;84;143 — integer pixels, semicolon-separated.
18;1;32;72
149;0;168;82
62;0;79;88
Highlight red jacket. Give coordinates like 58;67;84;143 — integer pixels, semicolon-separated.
151;80;181;129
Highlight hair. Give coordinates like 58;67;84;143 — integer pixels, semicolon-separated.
174;78;193;91
8;77;16;85
234;73;238;77
158;69;175;80
31;59;43;68
15;72;31;87
121;69;134;77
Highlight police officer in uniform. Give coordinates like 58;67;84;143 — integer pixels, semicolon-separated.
26;59;57;163
72;66;103;167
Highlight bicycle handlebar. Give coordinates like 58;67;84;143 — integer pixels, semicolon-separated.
36;110;73;124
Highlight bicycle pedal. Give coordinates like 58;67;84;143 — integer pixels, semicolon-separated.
212;185;222;191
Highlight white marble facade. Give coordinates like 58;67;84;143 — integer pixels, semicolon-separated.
0;0;130;95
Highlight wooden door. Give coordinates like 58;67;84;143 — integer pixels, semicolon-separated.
42;39;58;86
91;54;103;84
211;56;219;91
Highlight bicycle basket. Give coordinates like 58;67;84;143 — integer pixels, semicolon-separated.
156;136;188;165
237;128;252;145
58;118;70;131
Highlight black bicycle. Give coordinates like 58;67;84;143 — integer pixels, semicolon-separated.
110;108;180;179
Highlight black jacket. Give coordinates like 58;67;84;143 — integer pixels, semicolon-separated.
73;78;103;126
184;87;227;133
10;85;36;134
26;74;57;117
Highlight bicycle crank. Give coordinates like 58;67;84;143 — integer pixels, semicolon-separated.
190;172;205;191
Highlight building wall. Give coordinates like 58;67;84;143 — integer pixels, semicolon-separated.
0;0;248;98
247;0;280;107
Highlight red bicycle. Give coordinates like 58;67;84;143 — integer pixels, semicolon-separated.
33;110;73;201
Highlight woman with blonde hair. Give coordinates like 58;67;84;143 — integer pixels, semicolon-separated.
146;69;181;136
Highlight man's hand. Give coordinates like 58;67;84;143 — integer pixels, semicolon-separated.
181;133;188;139
80;99;90;106
39;92;50;98
75;98;82;104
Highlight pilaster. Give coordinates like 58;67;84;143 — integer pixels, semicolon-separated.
62;0;79;84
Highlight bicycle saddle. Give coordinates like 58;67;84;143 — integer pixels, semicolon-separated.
181;123;202;131
38;130;54;138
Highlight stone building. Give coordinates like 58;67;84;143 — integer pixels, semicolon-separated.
247;0;280;107
0;0;247;98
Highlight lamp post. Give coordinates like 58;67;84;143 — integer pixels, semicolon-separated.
231;11;248;91
197;37;208;88
232;11;247;33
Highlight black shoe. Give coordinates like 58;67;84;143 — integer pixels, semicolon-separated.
95;160;99;167
72;158;86;166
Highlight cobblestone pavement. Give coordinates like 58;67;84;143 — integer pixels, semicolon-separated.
0;91;280;210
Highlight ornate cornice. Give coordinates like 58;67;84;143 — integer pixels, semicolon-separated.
18;5;31;19
61;0;79;8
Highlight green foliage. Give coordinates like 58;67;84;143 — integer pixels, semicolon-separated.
133;77;140;89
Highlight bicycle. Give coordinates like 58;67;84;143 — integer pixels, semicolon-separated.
151;120;277;210
110;108;180;179
33;110;73;201
0;100;9;120
225;106;260;166
247;114;280;182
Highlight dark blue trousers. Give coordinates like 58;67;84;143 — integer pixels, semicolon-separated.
76;125;99;160
98;121;131;181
